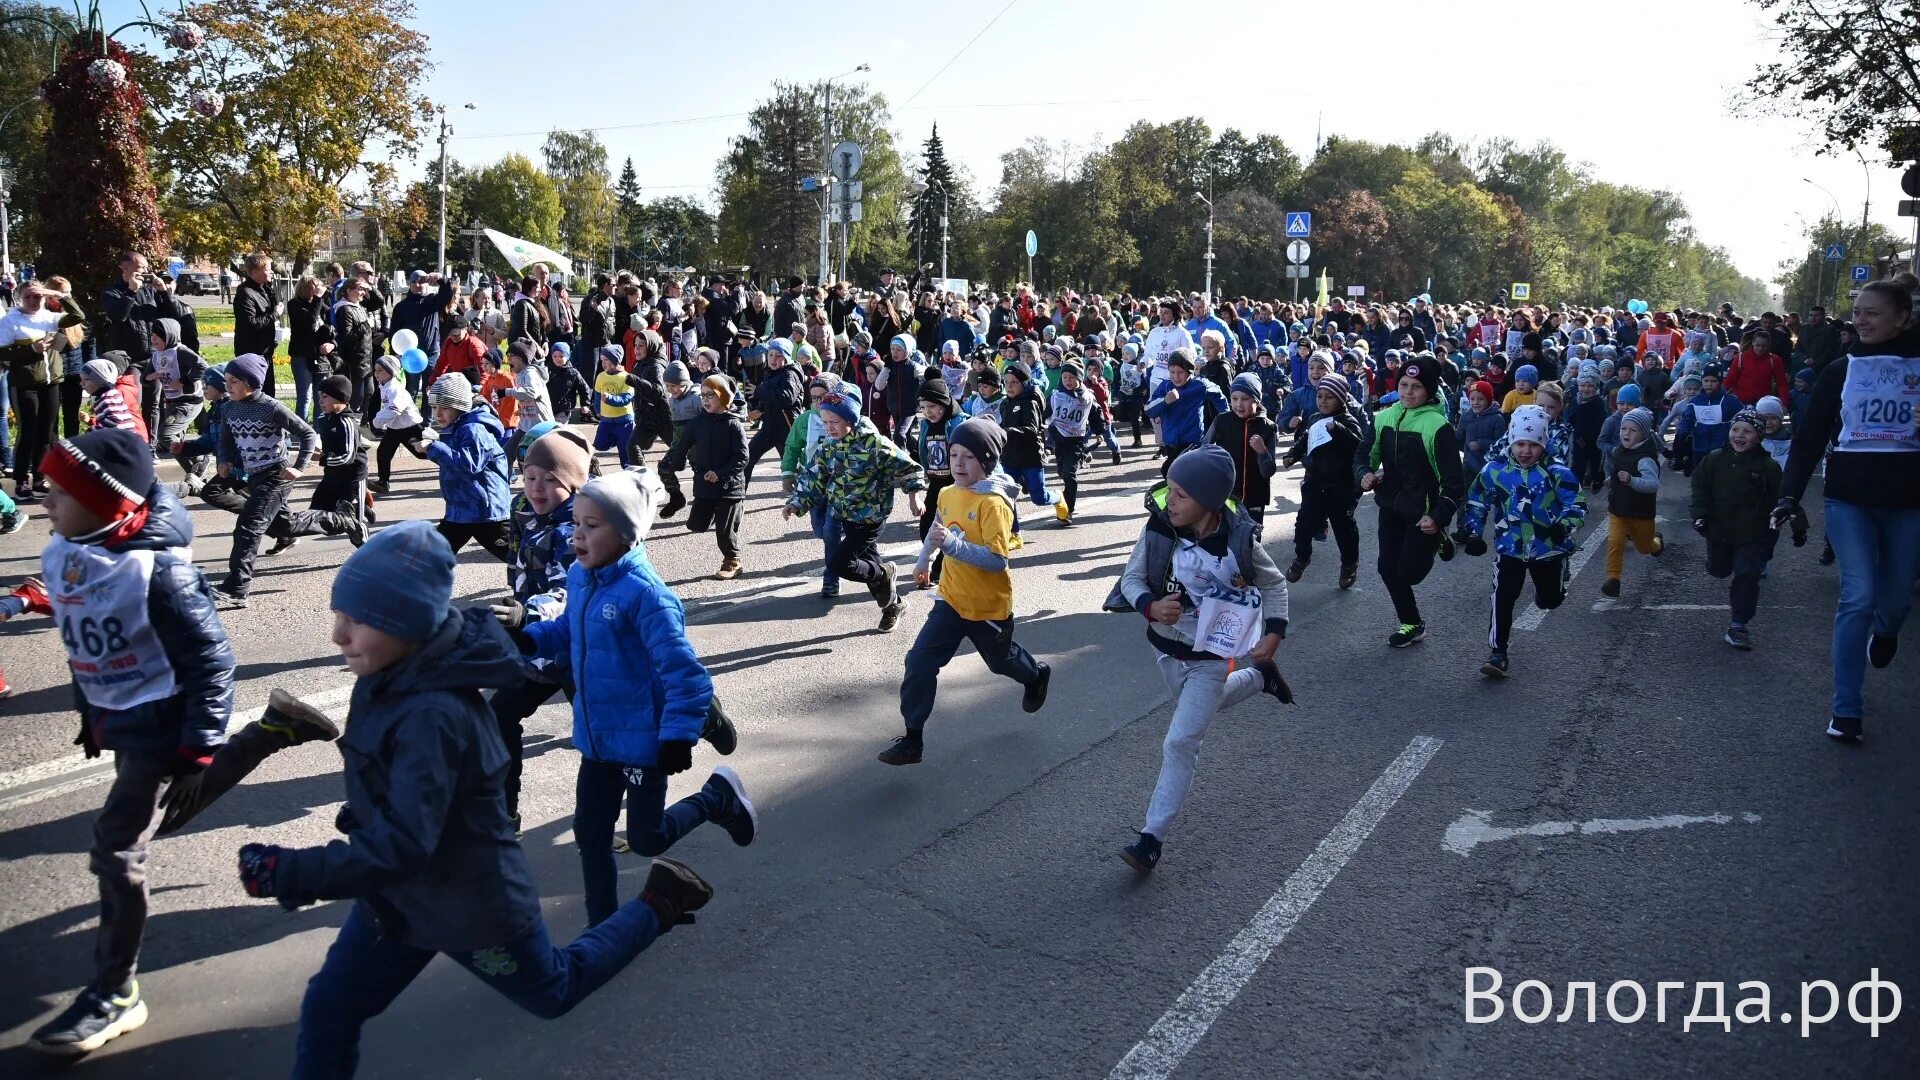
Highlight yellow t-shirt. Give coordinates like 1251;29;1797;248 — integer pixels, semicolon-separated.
1501;388;1537;415
596;370;632;419
935;485;1015;622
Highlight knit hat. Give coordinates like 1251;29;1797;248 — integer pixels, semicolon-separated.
1756;395;1785;417
1470;379;1496;403
100;349;134;375
1003;361;1032;385
975;366;1001;387
1731;407;1764;431
598;343;625;367
578;467;664;546
319;375;355;404
508;339;537;368
228;352;269;390
950;417;1006;471
703;373;735;410
818;390;860;427
1508;404;1550;448
1514;363;1539;385
1793;367;1815;385
549;340;570;360
1167;445;1237;512
918;377;953;407
766;337;794;359
1616;383;1643;406
1059;358;1084;378
81;358;117;387
376;353;402;378
1319;373;1353;401
519;419;559;452
330;520;454;643
428;371;474;413
1702;363;1726;380
887;334;912;357
1621;407;1654;436
1397;357;1441;399
523;428;592;493
663;360;690;386
1230;372;1263;401
1166;347;1196;373
40;429;153;525
202;364;227;393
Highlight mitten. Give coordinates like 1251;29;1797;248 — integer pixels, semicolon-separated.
238;843;283;899
656;740;694;775
489;599;527;630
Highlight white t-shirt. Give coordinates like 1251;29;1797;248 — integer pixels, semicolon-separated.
1145;325;1195;389
0;304;63;347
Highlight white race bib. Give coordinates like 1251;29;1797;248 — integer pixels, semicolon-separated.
1306;416;1334;455
43;534;182;711
1172;541;1263;657
1837;354;1920;451
1691;401;1723;428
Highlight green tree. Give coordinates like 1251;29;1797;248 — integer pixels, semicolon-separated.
454;153;561;273
1737;0;1920;154
630;196;717;271
1776;217;1906;315
542;129;613;263
907;123;970;277
614;156;641;255
150;0;431;273
0;1;80;269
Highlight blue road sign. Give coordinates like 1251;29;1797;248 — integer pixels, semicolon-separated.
1852;264;1871;282
1823;243;1845;261
1285;212;1312;238
1025;230;1038;258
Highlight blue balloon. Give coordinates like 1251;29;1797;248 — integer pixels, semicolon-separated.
400;347;430;374
1626;299;1649;316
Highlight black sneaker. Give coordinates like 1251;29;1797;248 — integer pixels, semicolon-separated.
819;583;839;600
706;766;756;847
0;511;23;535
266;535;299;556
1818;541;1835;566
1338;564;1357;590
1868;633;1898;670
1724;625;1752;651
1826;716;1863;744
366;478;391;495
343;511;367;549
258;689;341;745
701;698;738;755
30;981;147;1056
1022;661;1051;713
1387;622;1425;648
1120;832;1162;874
1283;558;1306;584
878;600;905;633
1480;650;1510;678
868;561;899;609
1436;534;1456;562
639;857;713;929
208;586;249;610
1253;660;1295;703
660;491;687;519
877;733;924;766
1600;578;1621;598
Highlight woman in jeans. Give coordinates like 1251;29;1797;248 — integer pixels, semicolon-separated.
1776;280;1920;744
285;274;329;421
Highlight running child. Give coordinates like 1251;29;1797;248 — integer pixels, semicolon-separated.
209;353;319;608
1691;407;1781;651
1047;359;1096;525
271;375;368;548
1144;349;1228;476
413;372;513;563
662;374;749;579
997;361;1056;514
879;419;1051;766
367;354;425;494
913;378;963;582
1599;406;1664;598
1459;379;1506;479
1282;374;1364;587
81;359;141;433
593;344;637;468
1204;373;1279;529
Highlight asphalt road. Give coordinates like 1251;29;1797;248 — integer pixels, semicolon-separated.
0;429;1913;1078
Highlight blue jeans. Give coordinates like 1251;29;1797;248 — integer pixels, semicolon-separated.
574;759;722;927
1824;499;1920;720
291;355;317;422
295;899;661;1079
1009;465;1055;505
810;503;843;591
900;601;1040;732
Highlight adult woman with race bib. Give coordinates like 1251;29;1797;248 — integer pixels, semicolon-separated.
1775;281;1920;744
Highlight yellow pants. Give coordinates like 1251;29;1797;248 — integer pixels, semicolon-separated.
1605;513;1662;579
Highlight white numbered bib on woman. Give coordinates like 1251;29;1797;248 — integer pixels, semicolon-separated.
1837;354;1920;451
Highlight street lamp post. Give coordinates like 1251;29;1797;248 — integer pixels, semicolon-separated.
1194;181;1215;301
435;102;475;272
818;64;867;286
1804;177;1841;309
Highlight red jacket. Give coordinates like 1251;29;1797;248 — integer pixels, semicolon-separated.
1725;348;1788;406
113;371;151;440
433;334;486;382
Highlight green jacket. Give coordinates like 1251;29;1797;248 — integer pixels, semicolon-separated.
1689;444;1780;547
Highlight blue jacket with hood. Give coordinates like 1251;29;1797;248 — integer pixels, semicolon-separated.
424;404;512;522
1144;375;1229;446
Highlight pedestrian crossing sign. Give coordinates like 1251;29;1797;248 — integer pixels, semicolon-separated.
1510;282;1531;300
1285;212;1311;238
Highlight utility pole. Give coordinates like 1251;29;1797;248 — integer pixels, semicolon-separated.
0;164;11;278
940;184;950;283
435;102;475;272
1195;179;1215;301
817;65;868;285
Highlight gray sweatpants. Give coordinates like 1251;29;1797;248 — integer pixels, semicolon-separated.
1142;654;1263;840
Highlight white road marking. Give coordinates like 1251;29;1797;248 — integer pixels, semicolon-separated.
1514;516;1658;633
1109;735;1443;1080
1441;808;1763;856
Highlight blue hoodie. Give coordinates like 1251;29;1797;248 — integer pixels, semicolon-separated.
424;405;512;522
1144;375;1229;446
1672;388;1741;458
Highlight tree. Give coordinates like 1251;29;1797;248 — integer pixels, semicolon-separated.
907;123;967;277
1776;217;1905;315
1209;128;1302;207
614;156;641;255
0;1;81;269
36;36;167;285
542;129;613;263
629;196;717;271
149;0;431;273
453;153;561;273
1738;0;1920;154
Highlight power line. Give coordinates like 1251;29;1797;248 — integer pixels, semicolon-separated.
448;111;753;141
900;0;1019;107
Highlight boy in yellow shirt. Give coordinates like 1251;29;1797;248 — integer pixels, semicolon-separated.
880;419;1051;765
592;345;637;467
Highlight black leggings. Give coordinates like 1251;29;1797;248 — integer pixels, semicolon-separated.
1376;506;1441;625
10;381;56;486
1294;485;1360;568
436;519;514;563
1054;436;1084;512
375;425;424;484
59;373;83;439
744;424;787;487
1489;554;1566;650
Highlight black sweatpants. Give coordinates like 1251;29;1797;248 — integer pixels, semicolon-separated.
1375;506;1441;626
226;471;294;597
375;425;424;485
1053;436;1085;513
1489;554;1567;650
687;497;743;560
1706;538;1772;625
744;423;788;487
1294;485;1360;568
11;380;55;488
436;519;514;563
833;518;896;606
282;465;364;538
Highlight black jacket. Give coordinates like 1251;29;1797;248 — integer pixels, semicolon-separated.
1203;410;1280;509
997;387;1049;470
579;289;614;352
750;365;806;438
772;290;804;341
97;278;159;365
1781;332;1920;511
233;276;279;357
287;295;327;359
621;371;674;444
1285;402;1364;496
545;360;592;418
329;300;377;373
663;409;749;500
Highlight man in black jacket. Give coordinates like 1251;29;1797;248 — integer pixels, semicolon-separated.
153;275;200;353
98;250;162;447
771;277;805;341
233;252;281;398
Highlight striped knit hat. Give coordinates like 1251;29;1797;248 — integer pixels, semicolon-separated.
1317;373;1351;401
41;429;153;525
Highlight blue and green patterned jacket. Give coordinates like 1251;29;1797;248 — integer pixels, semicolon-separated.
787;427;925;525
1461;458;1587;560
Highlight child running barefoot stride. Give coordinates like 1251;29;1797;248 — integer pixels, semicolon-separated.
1113;445;1292;874
879;419;1051;766
235;521;713;1078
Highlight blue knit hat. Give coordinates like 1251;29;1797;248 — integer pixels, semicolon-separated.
228;352;269;390
1230;372;1263;401
1616;383;1643;406
331;520;454;643
818;390;860;427
1514;364;1539;385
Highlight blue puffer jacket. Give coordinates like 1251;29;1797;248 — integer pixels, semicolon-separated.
271;608;541;953
424;406;512;523
47;483;234;759
1144;376;1228;446
523;545;712;767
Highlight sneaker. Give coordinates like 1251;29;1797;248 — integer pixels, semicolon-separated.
258;688;342;745
342;511;367;549
1724;625;1752;651
1480;650;1510;678
714;557;742;580
1825;715;1863;744
878;600;905;633
364;494;378;524
16;483;36;503
1055;501;1072;525
877;733;923;766
1436;534;1456;562
1022;661;1051;713
1338;564;1357;590
706;766;757;847
1818;542;1835;566
1110;451;1122;466
1650;531;1665;556
639;857;713;929
208;586;249;610
1283;559;1306;584
1387;622;1425;648
701;698;738;756
867;560;899;609
1868;633;1898;670
0;511;23;535
1253;660;1294;703
819;583;839;600
1120;831;1162;874
1600;578;1621;598
366;478;391;495
660;492;687;520
266;535;299;556
30;981;147;1056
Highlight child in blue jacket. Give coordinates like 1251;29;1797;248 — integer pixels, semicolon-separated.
1143;348;1228;477
1669;363;1741;476
520;469;757;927
415;372;513;562
235;522;715;1077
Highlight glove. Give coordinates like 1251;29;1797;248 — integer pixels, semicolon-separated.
1790;505;1810;548
335;804;360;834
1692;518;1709;535
656;739;695;776
73;719;101;759
489;599;527;630
1463;536;1488;558
155;759;208;835
1540;523;1568;547
238;843;283;899
1770;497;1798;530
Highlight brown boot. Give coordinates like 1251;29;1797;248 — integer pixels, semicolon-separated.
714;557;743;580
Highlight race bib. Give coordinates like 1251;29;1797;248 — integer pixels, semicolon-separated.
43;535;181;711
1194;591;1264;658
1504;330;1526;359
1692;401;1723;428
1306;416;1334;455
1838;354;1920;449
923;434;950;473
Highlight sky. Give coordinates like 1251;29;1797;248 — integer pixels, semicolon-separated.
124;0;1913;290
